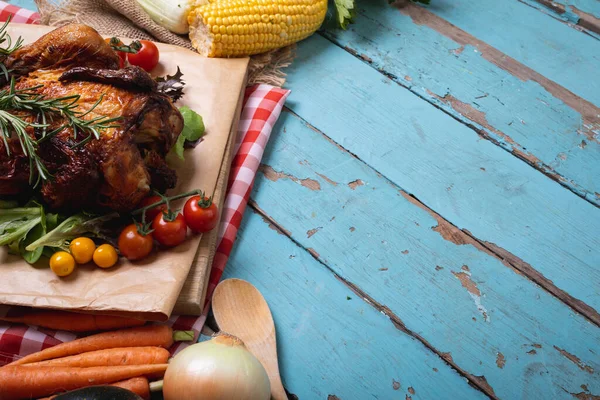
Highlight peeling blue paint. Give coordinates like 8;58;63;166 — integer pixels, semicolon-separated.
225;208;487;399
323;0;600;204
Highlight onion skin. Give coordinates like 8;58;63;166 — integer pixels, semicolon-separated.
163;334;270;400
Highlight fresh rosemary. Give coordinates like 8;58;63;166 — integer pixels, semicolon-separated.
0;16;23;81
0;79;121;186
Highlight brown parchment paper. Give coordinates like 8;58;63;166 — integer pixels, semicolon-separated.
0;24;249;321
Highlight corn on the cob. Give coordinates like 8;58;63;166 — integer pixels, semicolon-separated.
188;0;328;58
136;0;195;34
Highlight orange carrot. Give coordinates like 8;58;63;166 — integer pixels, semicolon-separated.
25;346;170;368
112;377;151;400
0;364;167;400
0;311;146;332
7;325;174;366
38;377;151;400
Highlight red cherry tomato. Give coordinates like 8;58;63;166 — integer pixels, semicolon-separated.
118;224;153;261
183;195;219;233
140;195;167;221
127;40;160;72
152;213;187;247
104;38;127;68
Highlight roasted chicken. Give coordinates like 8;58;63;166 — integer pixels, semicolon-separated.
0;24;183;212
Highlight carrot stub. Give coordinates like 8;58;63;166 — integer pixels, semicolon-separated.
25;346;170;368
0;364;167;400
38;377;151;400
0;311;146;332
112;377;152;400
8;325;175;366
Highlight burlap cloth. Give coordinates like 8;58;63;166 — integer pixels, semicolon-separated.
35;0;295;86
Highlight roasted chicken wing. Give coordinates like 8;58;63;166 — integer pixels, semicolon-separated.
4;24;120;78
0;24;183;212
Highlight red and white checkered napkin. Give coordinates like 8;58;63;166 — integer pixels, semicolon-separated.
0;4;290;365
0;1;39;24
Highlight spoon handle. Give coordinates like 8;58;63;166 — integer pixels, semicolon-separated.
245;336;287;400
271;377;288;400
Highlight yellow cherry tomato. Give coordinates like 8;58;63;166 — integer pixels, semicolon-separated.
49;251;76;277
93;244;118;268
69;237;96;264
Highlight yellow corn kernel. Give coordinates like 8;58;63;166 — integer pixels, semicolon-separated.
188;0;328;58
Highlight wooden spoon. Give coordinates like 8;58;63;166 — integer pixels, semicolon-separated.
212;278;287;400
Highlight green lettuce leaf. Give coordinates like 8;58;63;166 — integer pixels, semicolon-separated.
0;207;42;246
46;213;59;231
20;205;47;264
0;217;42;246
172;106;205;160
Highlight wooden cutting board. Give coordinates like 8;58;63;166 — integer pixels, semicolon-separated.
173;79;245;315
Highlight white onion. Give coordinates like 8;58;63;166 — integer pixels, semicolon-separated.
163;333;270;400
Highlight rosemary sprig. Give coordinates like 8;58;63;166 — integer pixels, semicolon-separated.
0;106;48;186
0;16;23;81
32;93;122;147
0;78;121;185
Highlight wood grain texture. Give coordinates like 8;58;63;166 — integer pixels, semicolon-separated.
413;0;600;107
522;0;600;35
323;0;600;206
223;208;488;400
212;279;287;400
249;109;600;399
284;34;600;318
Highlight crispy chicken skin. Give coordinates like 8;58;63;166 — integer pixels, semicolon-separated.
4;24;120;78
0;24;184;212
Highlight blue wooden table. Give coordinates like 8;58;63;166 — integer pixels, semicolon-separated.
14;0;600;398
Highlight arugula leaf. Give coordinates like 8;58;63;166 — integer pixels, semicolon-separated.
20;223;45;263
156;67;185;102
172;106;205;160
25;212;118;252
0;217;41;246
35;213;61;259
0;208;40;225
20;204;46;264
7;239;20;255
46;213;59;231
334;0;356;29
0;207;42;246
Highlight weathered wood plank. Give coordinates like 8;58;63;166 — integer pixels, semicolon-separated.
284;34;600;317
10;0;36;9
412;0;600;107
522;0;600;35
322;0;600;206
223;207;488;400
249;109;600;399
